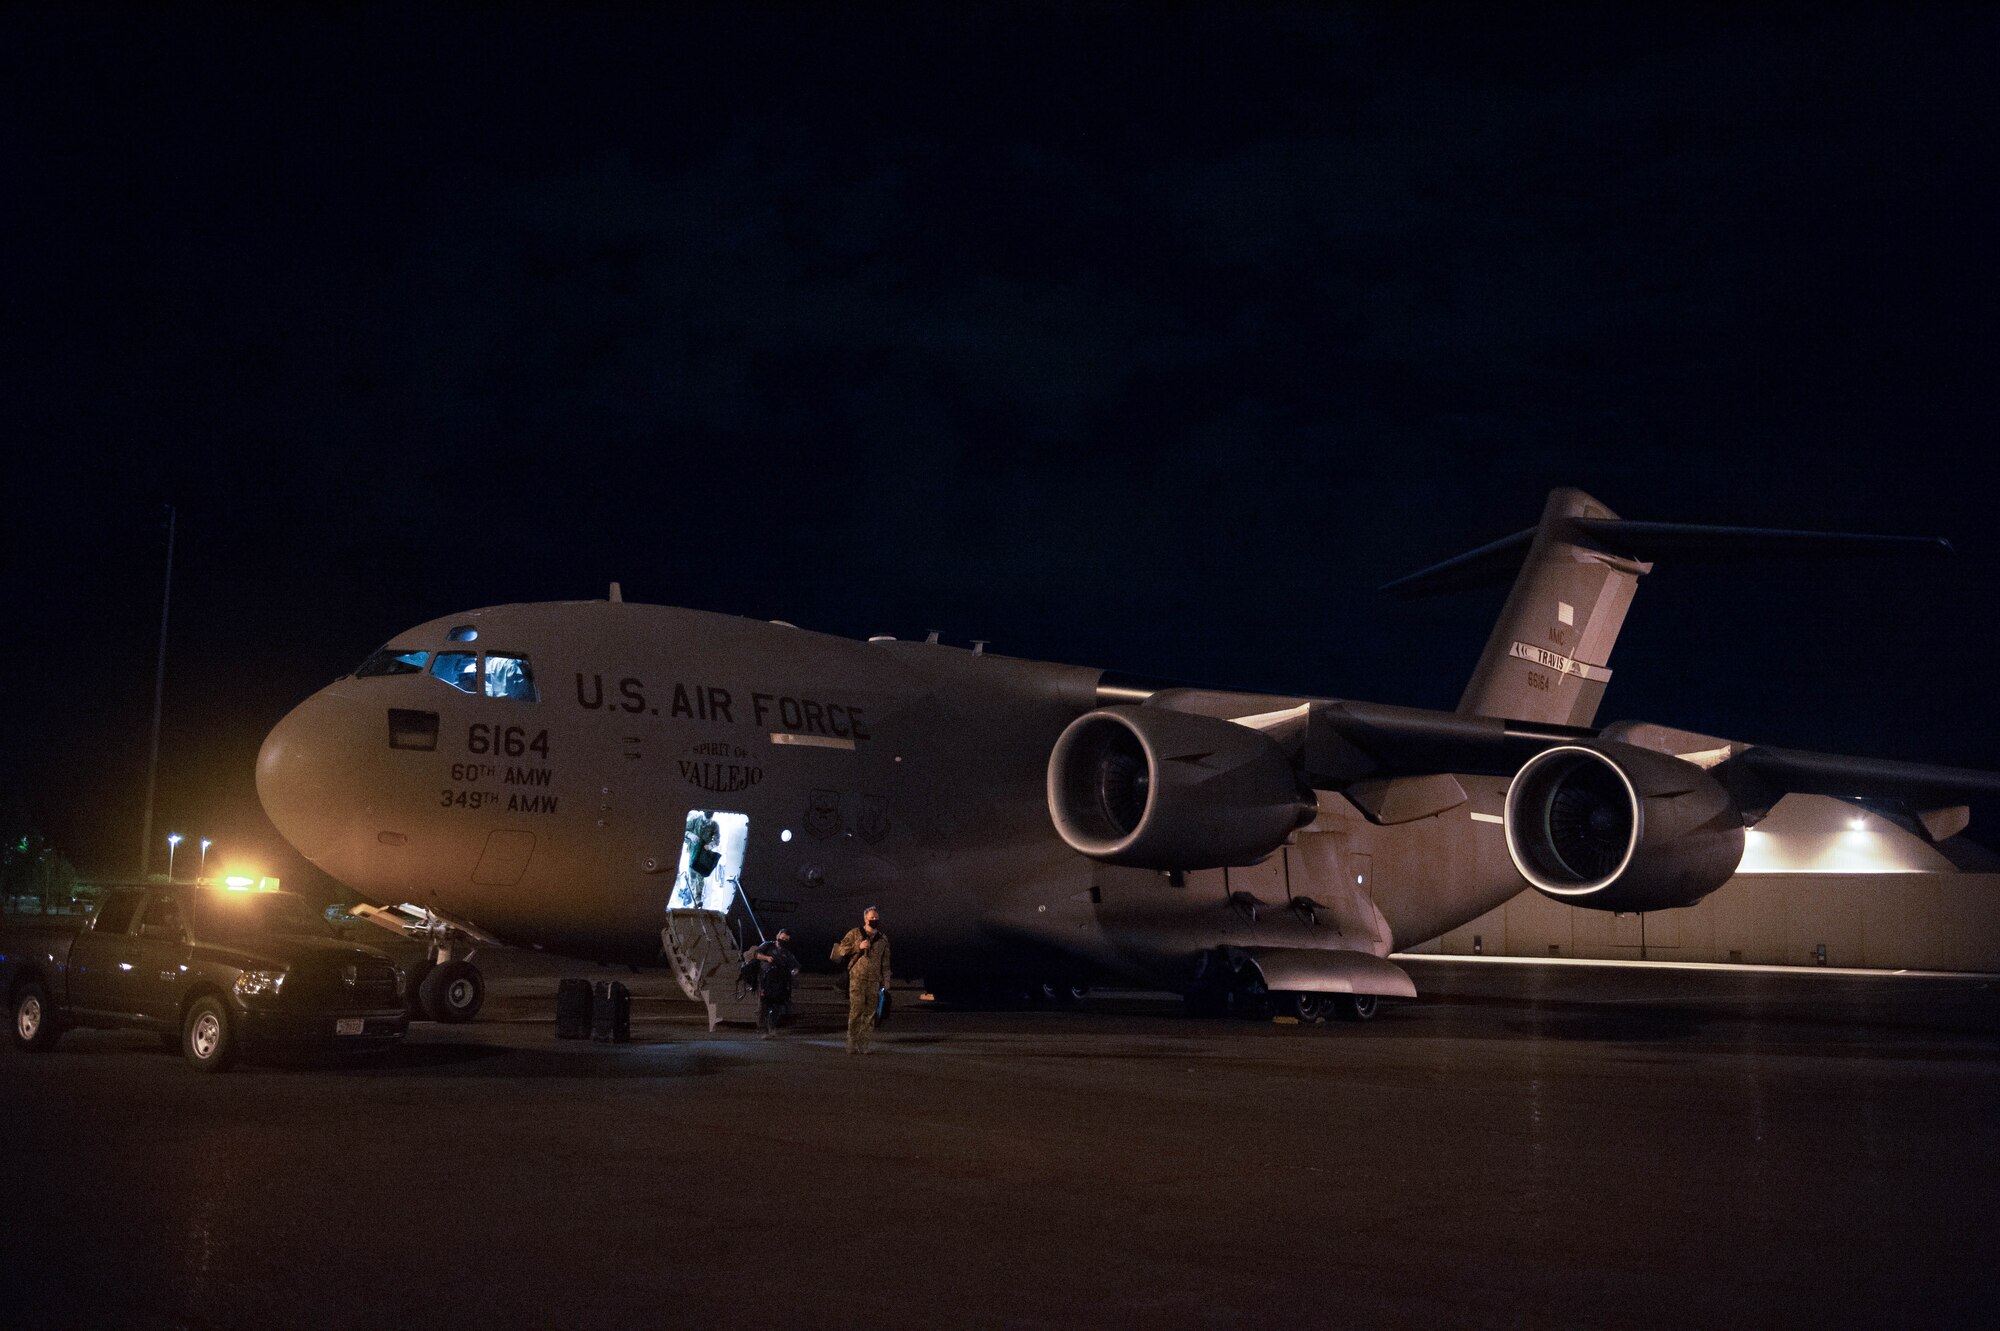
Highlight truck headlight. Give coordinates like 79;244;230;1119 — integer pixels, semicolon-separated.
234;968;288;996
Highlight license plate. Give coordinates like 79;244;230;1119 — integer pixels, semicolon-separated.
335;1018;365;1036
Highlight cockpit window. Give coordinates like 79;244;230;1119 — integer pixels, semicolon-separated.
483;654;538;701
447;625;479;642
354;647;429;678
429;652;479;694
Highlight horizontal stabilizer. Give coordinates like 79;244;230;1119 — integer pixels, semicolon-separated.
1387;519;1949;599
1380;528;1536;598
1570;520;1950;563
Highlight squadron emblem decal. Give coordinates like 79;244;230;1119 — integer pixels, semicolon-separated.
854;795;890;845
805;789;842;840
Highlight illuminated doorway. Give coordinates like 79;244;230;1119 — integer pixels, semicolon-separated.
672;809;749;913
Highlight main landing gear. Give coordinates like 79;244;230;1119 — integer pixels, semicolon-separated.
923;977;1091;1010
1185;949;1383;1024
1278;990;1379;1022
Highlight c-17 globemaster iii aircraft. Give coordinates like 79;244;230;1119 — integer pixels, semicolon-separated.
257;488;2000;1025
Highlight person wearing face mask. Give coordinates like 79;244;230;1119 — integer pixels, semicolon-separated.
744;929;800;1039
830;906;891;1054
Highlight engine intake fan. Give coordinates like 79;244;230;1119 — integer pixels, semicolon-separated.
1504;741;1745;913
1048;707;1316;871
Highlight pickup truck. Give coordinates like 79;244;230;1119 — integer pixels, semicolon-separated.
3;884;408;1071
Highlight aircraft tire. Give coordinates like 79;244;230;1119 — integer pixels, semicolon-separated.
421;961;485;1023
1284;992;1330;1022
1038;982;1089;1008
1332;993;1380;1023
181;995;238;1073
11;980;63;1052
403;957;436;1019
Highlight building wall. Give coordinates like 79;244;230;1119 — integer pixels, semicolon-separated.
1412;872;2000;972
1406;795;2000;973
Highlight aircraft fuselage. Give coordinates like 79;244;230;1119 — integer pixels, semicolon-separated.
258;600;1526;990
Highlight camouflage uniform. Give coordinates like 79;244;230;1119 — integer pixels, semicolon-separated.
831;926;890;1053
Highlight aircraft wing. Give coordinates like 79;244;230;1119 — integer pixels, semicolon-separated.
1147;690;2000;836
1712;745;2000;840
1141;689;1585;783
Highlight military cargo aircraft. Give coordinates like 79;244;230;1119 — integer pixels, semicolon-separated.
256;488;2000;1024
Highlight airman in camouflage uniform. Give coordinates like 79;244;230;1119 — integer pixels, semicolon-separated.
831;906;890;1054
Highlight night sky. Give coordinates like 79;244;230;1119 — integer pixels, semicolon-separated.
6;3;1997;892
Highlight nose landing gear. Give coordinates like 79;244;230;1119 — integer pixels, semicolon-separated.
350;902;498;1024
419;959;486;1023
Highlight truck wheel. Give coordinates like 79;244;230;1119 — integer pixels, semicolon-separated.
421;961;484;1023
182;995;238;1072
12;981;63;1052
403;957;436;1019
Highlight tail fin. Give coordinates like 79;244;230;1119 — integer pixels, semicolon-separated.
1385;487;1949;728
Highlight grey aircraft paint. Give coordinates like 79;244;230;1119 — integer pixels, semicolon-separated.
256;489;2000;1010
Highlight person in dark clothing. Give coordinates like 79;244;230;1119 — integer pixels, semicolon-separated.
746;929;800;1038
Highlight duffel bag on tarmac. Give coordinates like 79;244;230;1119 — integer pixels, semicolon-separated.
592;979;631;1043
556;977;593;1039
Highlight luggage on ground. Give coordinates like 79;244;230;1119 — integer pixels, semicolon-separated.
591;979;631;1043
556;976;593;1039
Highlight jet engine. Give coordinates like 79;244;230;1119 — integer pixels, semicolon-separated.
1504;741;1746;913
1047;706;1317;870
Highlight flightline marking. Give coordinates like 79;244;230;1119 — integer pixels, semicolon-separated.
1469;811;1504;824
1392;953;1998;979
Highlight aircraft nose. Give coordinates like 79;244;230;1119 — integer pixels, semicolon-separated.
257;687;367;862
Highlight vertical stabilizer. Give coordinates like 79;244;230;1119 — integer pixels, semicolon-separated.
1384;489;1952;729
1453;488;1647;727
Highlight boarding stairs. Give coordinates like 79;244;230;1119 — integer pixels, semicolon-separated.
662;908;762;1030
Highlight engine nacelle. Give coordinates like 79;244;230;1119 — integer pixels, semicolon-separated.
1047;706;1317;870
1504;741;1746;913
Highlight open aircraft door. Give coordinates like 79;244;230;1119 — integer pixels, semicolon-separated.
660;808;762;1029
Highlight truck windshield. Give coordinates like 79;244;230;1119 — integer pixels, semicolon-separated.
191;892;333;943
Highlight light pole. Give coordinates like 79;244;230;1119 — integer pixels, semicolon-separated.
166;833;183;882
200;838;212;878
139;504;176;880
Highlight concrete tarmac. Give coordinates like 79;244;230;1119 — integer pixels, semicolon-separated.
5;955;1998;1330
